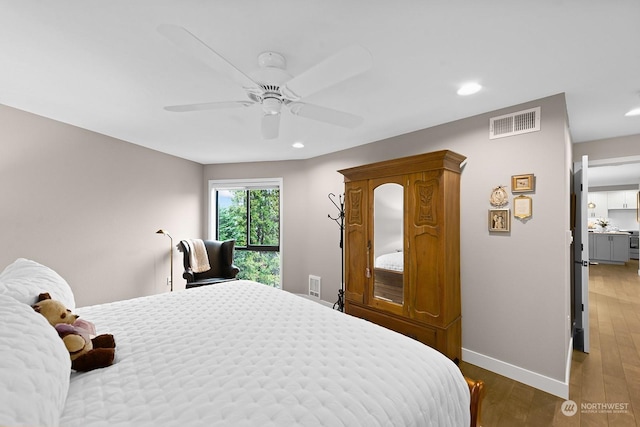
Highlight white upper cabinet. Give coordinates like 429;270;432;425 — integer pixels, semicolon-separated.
607;190;639;210
588;192;608;218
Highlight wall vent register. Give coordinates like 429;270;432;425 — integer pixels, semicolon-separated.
489;106;541;139
308;275;321;298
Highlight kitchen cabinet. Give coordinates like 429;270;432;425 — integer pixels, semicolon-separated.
607;190;639;210
590;233;630;264
587;192;608;218
611;235;630;261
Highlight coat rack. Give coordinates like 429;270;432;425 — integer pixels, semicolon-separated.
328;193;345;312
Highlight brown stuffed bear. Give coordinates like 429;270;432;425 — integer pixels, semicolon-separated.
32;292;116;372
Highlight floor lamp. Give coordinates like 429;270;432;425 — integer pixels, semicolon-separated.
156;229;173;292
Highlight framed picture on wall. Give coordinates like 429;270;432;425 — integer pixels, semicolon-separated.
513;195;532;219
489;209;510;232
511;174;535;193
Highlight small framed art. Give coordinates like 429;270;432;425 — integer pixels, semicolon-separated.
513;195;532;219
511;174;535;193
489;209;510;232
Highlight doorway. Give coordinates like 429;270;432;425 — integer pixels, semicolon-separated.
572;155;640;352
572;155;590;352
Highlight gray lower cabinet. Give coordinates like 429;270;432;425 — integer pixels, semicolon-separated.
590;233;630;263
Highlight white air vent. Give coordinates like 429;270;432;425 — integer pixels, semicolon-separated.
308;275;321;298
489;107;540;139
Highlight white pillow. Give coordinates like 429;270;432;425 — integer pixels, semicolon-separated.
0;258;76;310
0;294;71;427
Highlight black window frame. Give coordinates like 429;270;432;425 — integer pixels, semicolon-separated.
214;188;280;253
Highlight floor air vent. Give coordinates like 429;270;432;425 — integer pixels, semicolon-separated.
308;275;321;298
489;107;540;139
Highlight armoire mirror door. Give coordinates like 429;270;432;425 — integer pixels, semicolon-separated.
370;178;405;315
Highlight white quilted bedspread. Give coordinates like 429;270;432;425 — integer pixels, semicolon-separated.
61;281;469;427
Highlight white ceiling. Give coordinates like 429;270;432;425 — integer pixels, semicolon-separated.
1;1;640;168
589;162;640;187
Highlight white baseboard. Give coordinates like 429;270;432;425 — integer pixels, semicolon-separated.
462;348;569;399
565;336;573;391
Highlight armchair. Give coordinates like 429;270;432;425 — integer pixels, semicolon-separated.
178;239;240;288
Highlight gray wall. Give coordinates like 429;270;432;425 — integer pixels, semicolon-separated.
0;104;203;306
573;133;640;162
205;93;573;396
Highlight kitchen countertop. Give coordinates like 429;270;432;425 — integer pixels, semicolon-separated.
588;230;631;235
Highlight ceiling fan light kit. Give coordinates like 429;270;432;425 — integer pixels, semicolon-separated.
159;24;373;140
262;97;282;115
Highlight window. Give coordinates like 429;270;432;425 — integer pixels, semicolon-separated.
209;179;282;288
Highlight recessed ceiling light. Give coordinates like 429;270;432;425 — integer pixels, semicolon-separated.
624;107;640;117
292;142;304;148
457;82;482;96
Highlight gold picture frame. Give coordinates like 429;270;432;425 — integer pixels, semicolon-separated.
513;195;532;219
489;209;510;232
511;174;535;193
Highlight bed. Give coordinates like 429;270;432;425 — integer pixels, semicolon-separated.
0;258;481;427
373;252;404;303
374;251;403;272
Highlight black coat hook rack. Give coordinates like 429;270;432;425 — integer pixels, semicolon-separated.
328;192;345;312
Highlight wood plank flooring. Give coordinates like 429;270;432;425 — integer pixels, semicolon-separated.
459;259;640;426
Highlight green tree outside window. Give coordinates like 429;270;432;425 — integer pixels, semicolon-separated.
217;188;280;288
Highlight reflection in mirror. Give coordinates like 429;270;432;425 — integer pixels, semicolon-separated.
373;183;404;304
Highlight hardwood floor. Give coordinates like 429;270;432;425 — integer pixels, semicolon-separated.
460;259;640;426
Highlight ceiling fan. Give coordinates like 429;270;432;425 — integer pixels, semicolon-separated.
158;24;373;139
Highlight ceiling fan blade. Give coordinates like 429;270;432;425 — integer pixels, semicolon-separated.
261;113;280;139
158;24;263;94
164;101;254;112
288;102;363;128
281;45;372;100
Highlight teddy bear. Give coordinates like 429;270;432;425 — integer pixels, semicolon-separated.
32;292;116;372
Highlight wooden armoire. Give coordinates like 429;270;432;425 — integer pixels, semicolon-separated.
339;150;465;362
